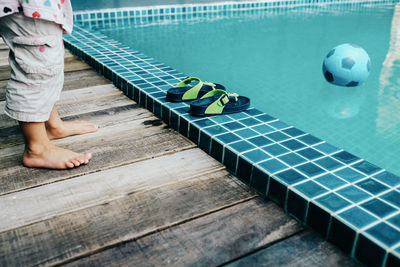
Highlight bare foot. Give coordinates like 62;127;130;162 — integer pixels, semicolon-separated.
22;143;92;169
46;121;98;140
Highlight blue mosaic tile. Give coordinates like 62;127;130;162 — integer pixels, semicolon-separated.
256;114;276;123
361;198;397;218
294;180;327;199
262;144;289;156
278;152;307;166
355;234;386;267
307;202;332;237
222;121;245;131
269;120;289;130
380;190;400;208
386;252;400;267
266;131;290;142
275;169;307;185
328;218;357;254
356;178;390;195
229;140;256;153
227;112;249;120
247;135;273;147
297;147;324;160
334;168;365;183
250;166;269;194
287;190;308;222
268;177;288;207
239;117;262;126
192;118;216;128
373;171;400;187
223;147;238;173
203;125;228;136
338;206;377;229
332;151;359;164
237;156;253;184
314;157;344;171
234;128;259;138
242;148;271;163
199;131;212;153
366;222;400;247
251;124;275;134
352;160;381;175
215;132;241;144
280;139;306;150
315;193;351;212
388;213;400;229
257;158;288;174
315;173;348;190
336;185;372;203
298;134;322;145
282;127;305;137
210;138;224;163
296;162;325;178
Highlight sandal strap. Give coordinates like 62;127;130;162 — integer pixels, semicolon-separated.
176;77;205;101
204;92;239;115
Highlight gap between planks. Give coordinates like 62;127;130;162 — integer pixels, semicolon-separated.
63;198;303;267
0;169;265;266
0;149;225;233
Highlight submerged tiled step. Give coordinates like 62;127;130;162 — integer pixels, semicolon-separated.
64;2;400;266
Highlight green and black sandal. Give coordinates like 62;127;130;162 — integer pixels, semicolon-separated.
190;89;250;116
166;77;225;102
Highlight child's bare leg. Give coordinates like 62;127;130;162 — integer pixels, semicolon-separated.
45;105;98;140
20;121;92;169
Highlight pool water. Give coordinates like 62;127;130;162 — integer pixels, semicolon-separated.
93;4;400;176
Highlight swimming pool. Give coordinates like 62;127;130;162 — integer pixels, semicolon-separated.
84;3;400;177
66;1;400;266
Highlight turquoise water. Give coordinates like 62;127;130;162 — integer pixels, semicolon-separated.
95;4;400;176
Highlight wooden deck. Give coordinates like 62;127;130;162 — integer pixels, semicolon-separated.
0;42;358;266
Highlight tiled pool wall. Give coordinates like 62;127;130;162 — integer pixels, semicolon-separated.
73;0;399;29
66;1;400;266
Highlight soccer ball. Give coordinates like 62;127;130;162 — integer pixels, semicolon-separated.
322;43;371;87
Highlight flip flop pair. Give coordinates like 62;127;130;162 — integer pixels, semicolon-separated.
166;77;250;116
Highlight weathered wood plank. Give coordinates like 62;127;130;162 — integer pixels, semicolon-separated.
64;55;92;72
63;69;110;91
0;84;129;129
0;148;222;233
0;103;145;149
0;170;258;266
0;69;110;101
226;230;360;267
0;114;194;196
65;198;302;267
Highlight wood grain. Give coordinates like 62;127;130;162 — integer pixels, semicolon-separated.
226;230;359;267
0;149;222;232
0;114;194;196
0;170;257;266
66;198;303;267
0;84;129;129
0;103;144;149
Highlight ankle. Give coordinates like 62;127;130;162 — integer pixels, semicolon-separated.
45;120;64;132
25;142;52;155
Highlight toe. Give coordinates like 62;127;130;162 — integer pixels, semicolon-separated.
65;161;75;168
71;160;81;167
